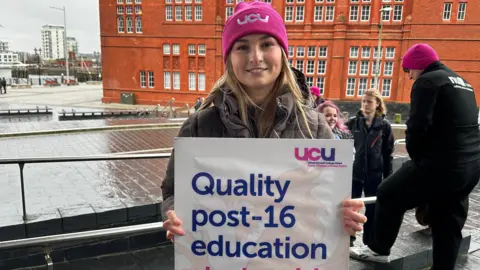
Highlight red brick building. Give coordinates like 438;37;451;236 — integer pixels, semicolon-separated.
99;0;480;106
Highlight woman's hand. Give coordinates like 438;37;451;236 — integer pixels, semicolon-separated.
342;199;366;235
163;210;185;243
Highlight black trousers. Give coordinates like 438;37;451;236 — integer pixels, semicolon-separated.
369;159;480;270
351;175;382;245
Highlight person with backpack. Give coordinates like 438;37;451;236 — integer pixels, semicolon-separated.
350;44;480;269
161;0;366;244
346;88;394;247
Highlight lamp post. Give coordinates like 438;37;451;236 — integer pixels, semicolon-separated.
49;5;69;85
93;50;100;81
375;6;393;90
34;47;42;85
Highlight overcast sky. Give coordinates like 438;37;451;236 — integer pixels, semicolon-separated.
0;0;100;54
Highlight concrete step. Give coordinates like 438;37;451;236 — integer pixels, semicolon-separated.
350;228;472;270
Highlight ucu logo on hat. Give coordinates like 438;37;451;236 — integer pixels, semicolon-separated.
237;13;269;25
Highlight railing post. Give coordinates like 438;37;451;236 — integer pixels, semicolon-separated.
187;104;190;117
169;100;174;118
44;246;53;270
19;162;27;221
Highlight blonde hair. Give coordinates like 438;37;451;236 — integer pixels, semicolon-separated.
363;88;387;117
199;50;313;138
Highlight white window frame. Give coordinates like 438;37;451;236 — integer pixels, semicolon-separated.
457;3;467;21
140;70;146;88
164;72;171;89
148;71;154;88
346;78;356;96
189;72;196;90
443;3;452;20
198;73;206;91
173;72;180;90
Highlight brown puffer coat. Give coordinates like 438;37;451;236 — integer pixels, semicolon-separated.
160;68;334;220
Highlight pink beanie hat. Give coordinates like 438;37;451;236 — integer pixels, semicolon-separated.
222;0;288;64
402;44;439;70
310;86;320;97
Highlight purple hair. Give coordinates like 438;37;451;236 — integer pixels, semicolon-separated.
318;100;347;131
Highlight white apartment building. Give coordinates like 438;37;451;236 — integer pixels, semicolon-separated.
0;41;9;52
67;37;79;56
41;25;66;60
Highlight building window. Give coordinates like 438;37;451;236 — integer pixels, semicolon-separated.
288;46;294;57
306;60;315;74
226;7;234;20
349;5;359;21
189;72;196;90
393;5;403;21
297;46;305;57
362;47;370;58
198;44;206;55
358;78;368;96
325;6;335;21
443;3;452;20
384;62;393;76
372;61;381;76
117;0;124;3
308;46;316;57
126;0;132;3
126;16;133;33
148;71;154;88
385;47;395;58
164;72;171;89
457;3;467;21
382;5;391;21
175;6;182;21
296;6;305;21
135;6;142;14
316;77;325;95
173;72;180;90
140;70;146;88
195;6;202;21
296;60;304;72
126;6;133;14
117;16;124;32
173;44;180;55
318;46;327;57
317;60;326;74
285;6;293;21
135;0;142;3
117;6;124;14
361;5;371;21
314;6;323;21
166;6;173;21
360;61;369;75
348;61;357;75
135;16;142;33
198;73;206;91
382;79;391;97
346;78;356;96
185;6;192;20
188;44;196;55
350;47;359;58
163;44;170;55
306;77;314;87
374;47;382;58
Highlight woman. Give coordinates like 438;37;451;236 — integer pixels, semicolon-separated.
318;100;353;139
346;89;394;247
161;0;366;244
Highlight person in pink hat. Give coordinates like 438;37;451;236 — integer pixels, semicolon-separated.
162;0;367;248
350;44;480;269
310;86;325;107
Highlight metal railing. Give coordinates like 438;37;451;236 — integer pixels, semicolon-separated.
175;103;190;118
157;98;175;118
0;153;171;222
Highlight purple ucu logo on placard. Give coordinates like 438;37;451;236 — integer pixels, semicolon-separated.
294;147;336;162
237;13;269;25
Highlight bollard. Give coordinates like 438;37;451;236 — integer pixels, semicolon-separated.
395;113;402;124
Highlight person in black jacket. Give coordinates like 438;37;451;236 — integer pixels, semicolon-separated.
350;44;480;269
346;88;394;247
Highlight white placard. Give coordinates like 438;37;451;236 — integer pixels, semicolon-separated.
174;138;353;270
